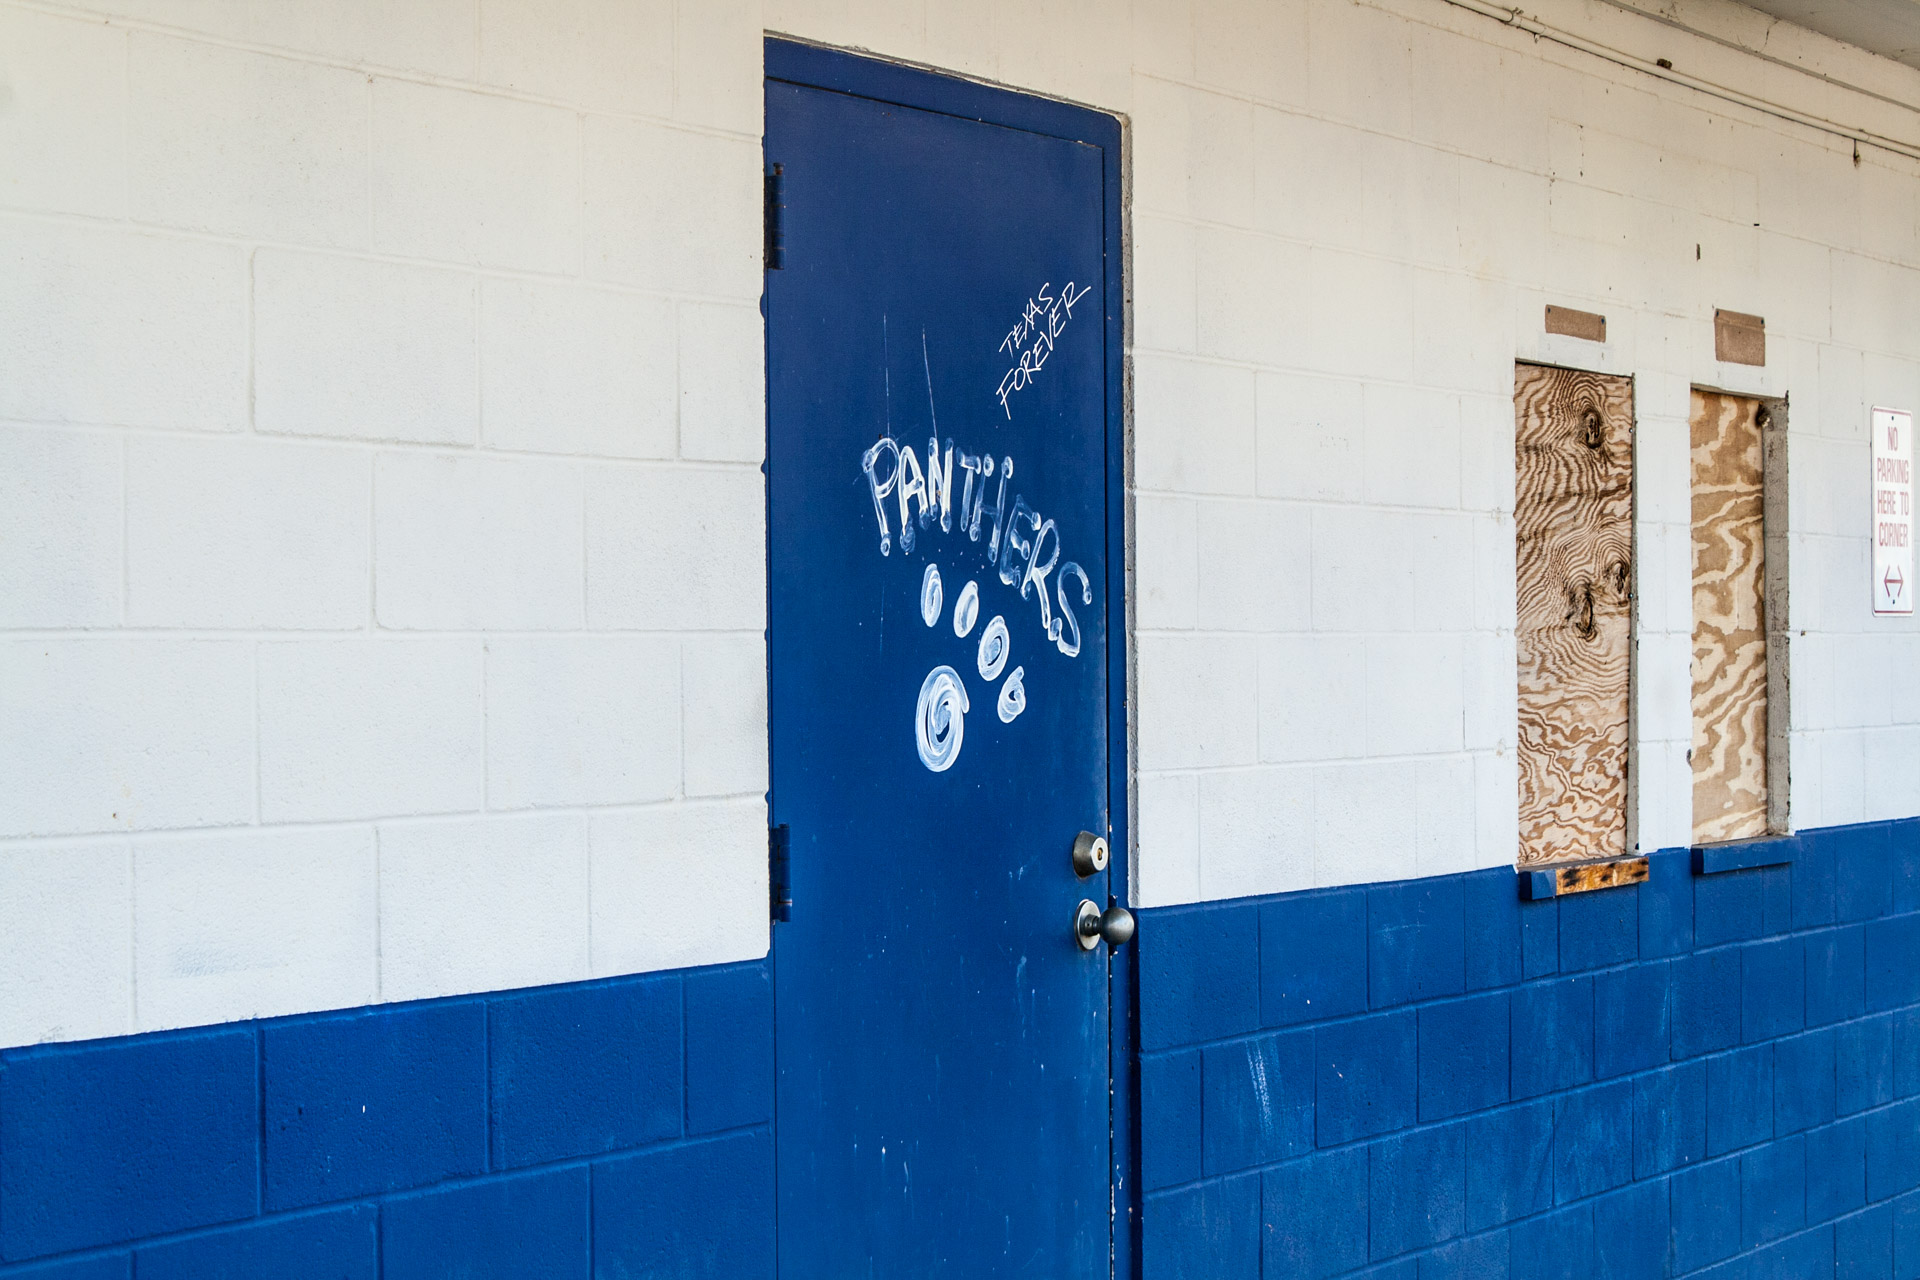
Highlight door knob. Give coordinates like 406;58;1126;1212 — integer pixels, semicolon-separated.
1075;899;1135;951
1071;831;1109;877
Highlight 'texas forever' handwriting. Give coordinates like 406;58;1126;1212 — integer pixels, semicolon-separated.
995;280;1092;419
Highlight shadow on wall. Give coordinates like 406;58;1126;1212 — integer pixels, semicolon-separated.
1138;818;1920;1279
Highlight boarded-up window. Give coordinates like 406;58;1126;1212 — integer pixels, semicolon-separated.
1690;390;1768;843
1514;364;1635;866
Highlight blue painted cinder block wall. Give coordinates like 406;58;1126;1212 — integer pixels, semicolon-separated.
0;962;772;1277
1138;819;1920;1279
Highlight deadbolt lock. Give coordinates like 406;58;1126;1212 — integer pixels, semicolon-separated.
1071;831;1109;877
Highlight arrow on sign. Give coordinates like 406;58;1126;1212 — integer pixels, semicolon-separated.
1888;564;1906;602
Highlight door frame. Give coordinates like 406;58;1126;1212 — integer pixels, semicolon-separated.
761;35;1138;1278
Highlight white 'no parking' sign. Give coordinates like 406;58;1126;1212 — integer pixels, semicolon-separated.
1873;406;1914;616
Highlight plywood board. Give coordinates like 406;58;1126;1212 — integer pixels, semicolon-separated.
1514;364;1635;867
1691;389;1768;843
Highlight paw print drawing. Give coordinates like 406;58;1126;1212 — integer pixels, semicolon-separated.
913;563;1027;773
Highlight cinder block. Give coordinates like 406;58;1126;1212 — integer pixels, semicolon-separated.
1137;902;1259;1051
1893;820;1920;913
1195;499;1310;632
0;843;132;1048
1552;1080;1633;1203
75;0;477;78
1506;1201;1593;1279
1136;772;1202;908
1313;761;1419;888
0;424;121;627
135;1205;378;1280
1261;887;1367;1027
378;814;588;1003
1254;372;1364;502
1708;1044;1776;1157
1774;1029;1837;1136
1594;960;1671;1079
679;300;765;463
1673;948;1743;1060
1635;1060;1708;1178
1836;823;1896;923
1132;214;1198;354
1840;1207;1893;1280
477;0;673;116
1465;1098;1554;1231
1315;1010;1416;1146
1896;1009;1920;1098
382;1166;589;1276
372;79;578;273
1194;0;1306;101
1696;865;1769;948
1202;1030;1313;1174
1558;882;1638;972
481;278;676;459
0;219;246;429
592;1131;773;1278
376;452;584;630
1794;830;1839;929
1261;1148;1368;1277
133;827;376;1032
1368;876;1466;1009
1361;384;1461;509
682;633;769;799
1806;1115;1867;1223
1744;936;1807;1043
1370;1122;1466;1260
126;436;369;629
584;116;760;298
129;34;366;246
1197;766;1314;900
1868;1098;1920;1201
1839;1014;1896;1116
1511;976;1593;1099
1868;915;1920;1013
1141;1050;1202;1191
1142;1172;1259;1280
685;963;773;1135
1258;636;1366;764
585;463;765;630
1135;495;1199;631
1743;1134;1807;1246
1592;1174;1668;1278
258;639;482;823
0;639;253;837
1133;355;1257;496
1462;866;1523;991
1671;1157;1743;1273
0;1028;257;1258
262;1001;487;1209
1520;887;1560;980
1134;634;1260;770
254;248;476;445
1365;635;1466;757
1899;1190;1920;1278
487;976;680;1168
0;8;125;218
1418;991;1510;1122
588;799;768;978
485;636;680;809
673;0;762;133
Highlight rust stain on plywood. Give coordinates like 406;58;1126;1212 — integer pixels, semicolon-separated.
1691;389;1769;844
1514;364;1634;868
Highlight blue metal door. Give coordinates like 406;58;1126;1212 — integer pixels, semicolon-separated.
765;43;1123;1278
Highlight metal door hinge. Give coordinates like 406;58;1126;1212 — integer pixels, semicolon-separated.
770;823;792;922
764;164;786;270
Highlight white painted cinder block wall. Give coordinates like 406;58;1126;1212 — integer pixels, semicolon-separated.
2;0;1917;1048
